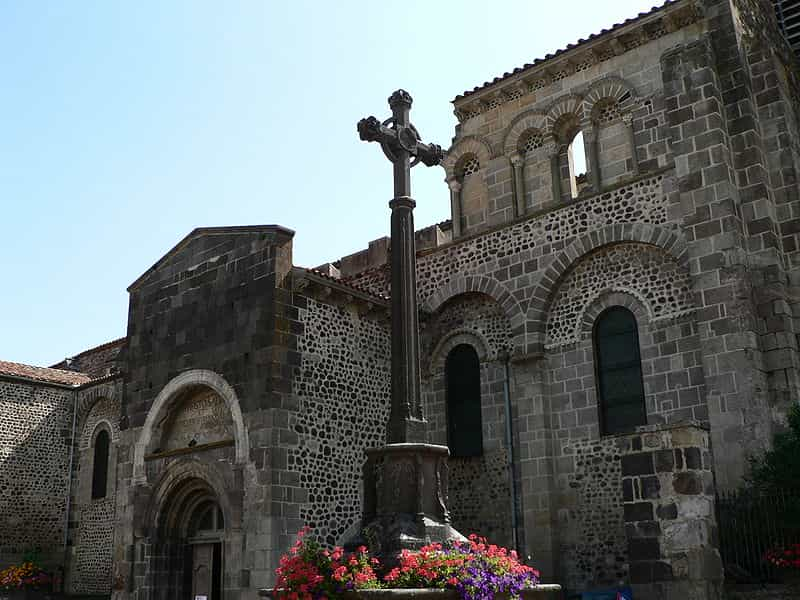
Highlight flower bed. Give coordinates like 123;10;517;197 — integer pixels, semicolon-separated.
0;560;51;593
265;529;559;600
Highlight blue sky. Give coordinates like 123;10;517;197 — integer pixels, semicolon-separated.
0;1;660;367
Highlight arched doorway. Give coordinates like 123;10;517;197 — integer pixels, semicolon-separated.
155;477;226;600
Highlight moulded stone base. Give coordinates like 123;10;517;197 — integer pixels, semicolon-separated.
260;587;563;600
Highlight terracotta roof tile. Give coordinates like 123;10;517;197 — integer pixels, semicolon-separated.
0;360;92;386
454;1;677;101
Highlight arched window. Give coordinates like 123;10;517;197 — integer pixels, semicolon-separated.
568;130;587;198
445;344;483;457
91;429;110;499
457;154;480;180
594;307;647;435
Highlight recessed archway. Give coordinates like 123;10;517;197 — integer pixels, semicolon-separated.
133;369;249;484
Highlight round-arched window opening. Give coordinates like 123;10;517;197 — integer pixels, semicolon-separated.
445;343;483;457
91;429;110;500
593;306;647;435
188;500;225;540
568;130;587;199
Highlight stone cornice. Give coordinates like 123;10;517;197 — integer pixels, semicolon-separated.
453;0;703;122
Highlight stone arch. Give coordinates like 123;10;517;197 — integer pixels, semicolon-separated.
443;135;493;179
84;418;116;451
527;224;689;350
580;290;651;343
582;75;640;119
428;328;492;376
76;382;120;430
133;369;249;484
545;94;584;138
144;458;240;539
422;276;525;354
502;109;548;156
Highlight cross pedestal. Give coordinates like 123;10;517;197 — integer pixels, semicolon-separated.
345;90;465;562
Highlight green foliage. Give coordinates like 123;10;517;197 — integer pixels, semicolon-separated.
749;403;800;492
21;549;42;566
747;404;800;532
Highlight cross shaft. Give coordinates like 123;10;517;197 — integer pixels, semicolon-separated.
357;90;443;444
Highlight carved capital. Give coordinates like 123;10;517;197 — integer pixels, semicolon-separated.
388;89;413;108
447;178;462;193
581;120;597;141
510;153;524;168
622;113;634;126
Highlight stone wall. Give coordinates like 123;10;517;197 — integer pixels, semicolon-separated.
114;225;297;598
619;423;722;600
0;379;74;567
290;297;390;547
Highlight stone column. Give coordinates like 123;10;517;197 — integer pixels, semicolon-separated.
623;113;639;175
447;177;463;238
510;153;526;218
582;119;601;192
620;423;722;600
545;141;562;203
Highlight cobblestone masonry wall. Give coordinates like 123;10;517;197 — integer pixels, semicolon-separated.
347;173;673;304
0;380;73;563
558;436;627;591
546;243;694;348
71;395;120;594
292;297;390;546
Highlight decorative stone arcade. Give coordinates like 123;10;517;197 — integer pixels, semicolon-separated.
346;90;465;560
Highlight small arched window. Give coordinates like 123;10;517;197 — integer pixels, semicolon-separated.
594;307;647;435
445;344;483;457
91;429;110;499
567;130;587;198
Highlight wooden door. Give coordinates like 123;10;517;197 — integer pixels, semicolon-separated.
192;543;214;600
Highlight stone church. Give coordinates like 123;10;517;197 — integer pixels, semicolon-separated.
1;0;799;598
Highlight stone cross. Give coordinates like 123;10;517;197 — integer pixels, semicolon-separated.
358;90;444;445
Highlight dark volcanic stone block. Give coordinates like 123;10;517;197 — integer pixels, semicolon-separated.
622;452;654;476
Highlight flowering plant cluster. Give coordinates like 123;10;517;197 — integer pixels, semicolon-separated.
274;527;380;600
274;530;539;600
383;536;539;600
765;543;800;569
0;560;51;591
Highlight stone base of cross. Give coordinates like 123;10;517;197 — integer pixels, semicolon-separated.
346;443;466;564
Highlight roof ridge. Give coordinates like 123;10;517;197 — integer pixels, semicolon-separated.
58;336;126;363
0;359;92;386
